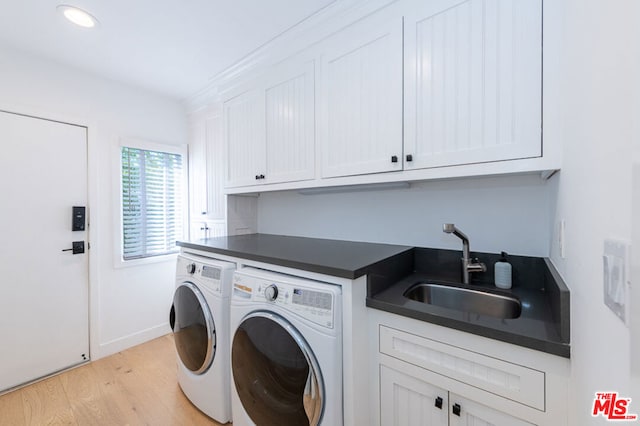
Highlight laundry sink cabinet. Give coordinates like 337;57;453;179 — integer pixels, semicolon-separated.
370;309;570;426
381;367;533;426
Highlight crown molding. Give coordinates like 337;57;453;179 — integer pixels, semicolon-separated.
185;0;399;113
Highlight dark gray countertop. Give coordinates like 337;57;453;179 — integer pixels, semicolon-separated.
177;234;412;279
178;235;570;358
368;248;571;358
368;273;570;358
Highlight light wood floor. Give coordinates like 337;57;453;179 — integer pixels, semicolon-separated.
0;334;226;426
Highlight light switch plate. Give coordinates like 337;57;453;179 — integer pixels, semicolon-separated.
603;239;630;325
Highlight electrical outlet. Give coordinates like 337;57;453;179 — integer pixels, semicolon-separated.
604;239;630;325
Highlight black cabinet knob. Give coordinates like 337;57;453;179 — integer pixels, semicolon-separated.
452;403;461;416
260;174;265;179
255;175;260;180
391;155;398;163
406;154;413;162
435;396;443;409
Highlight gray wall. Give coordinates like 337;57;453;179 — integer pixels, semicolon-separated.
257;173;552;257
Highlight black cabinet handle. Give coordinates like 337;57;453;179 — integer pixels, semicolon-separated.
435;396;443;409
452;403;461;416
391;155;398;163
259;174;265;179
255;175;260;180
406;154;413;162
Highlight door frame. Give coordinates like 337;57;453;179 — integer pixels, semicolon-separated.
0;101;99;362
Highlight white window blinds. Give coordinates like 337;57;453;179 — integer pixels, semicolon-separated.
121;146;184;260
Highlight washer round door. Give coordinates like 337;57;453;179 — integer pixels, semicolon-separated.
169;282;216;374
232;312;323;426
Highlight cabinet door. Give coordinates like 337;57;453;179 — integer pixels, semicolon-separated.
320;14;403;178
380;365;448;426
449;394;534;426
265;60;315;184
188;113;226;220
188;118;208;218
404;0;542;169
204;114;226;219
224;89;266;187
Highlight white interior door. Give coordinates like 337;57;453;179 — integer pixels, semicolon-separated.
0;110;89;392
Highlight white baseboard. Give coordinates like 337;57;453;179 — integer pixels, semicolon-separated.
93;322;172;360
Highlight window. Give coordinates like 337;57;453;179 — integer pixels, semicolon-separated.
121;145;185;260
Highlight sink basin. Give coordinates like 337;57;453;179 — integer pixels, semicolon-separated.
403;282;522;319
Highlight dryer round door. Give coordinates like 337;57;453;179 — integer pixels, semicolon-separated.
232;311;324;426
169;282;216;374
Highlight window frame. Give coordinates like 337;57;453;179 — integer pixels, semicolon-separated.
114;137;188;268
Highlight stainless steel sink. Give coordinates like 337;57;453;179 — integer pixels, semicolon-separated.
403;282;522;319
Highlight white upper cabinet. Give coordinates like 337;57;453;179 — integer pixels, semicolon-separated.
265;59;316;184
204;114;226;219
188;107;227;239
224;57;315;188
320;13;403;178
205;0;550;194
188;118;208;216
224;89;266;187
188;110;225;220
404;0;543;170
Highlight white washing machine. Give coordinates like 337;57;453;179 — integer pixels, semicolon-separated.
170;253;235;423
229;267;342;426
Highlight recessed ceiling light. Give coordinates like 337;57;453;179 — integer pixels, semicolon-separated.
57;5;98;28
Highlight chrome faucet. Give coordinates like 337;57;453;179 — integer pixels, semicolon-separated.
443;223;486;284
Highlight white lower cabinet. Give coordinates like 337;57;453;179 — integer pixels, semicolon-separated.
381;365;533;426
370;310;569;426
449;394;534;426
381;365;448;426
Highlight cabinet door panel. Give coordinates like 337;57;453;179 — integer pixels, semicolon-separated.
205;114;226;219
405;0;542;169
265;60;315;184
321;15;403;178
188;119;208;218
224;90;266;187
189;112;226;221
380;365;448;426
449;394;534;426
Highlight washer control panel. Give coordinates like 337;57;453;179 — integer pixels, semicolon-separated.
233;269;340;329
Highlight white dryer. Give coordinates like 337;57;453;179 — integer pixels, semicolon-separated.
229;267;342;426
170;253;235;423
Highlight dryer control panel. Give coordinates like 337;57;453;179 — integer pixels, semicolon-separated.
233;269;341;330
177;254;236;297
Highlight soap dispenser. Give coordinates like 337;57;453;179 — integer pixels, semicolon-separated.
494;251;512;289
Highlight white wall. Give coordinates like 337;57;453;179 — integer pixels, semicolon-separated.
0;43;187;359
548;0;638;423
258;173;553;256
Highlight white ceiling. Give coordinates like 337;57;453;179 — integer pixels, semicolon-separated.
0;0;336;100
